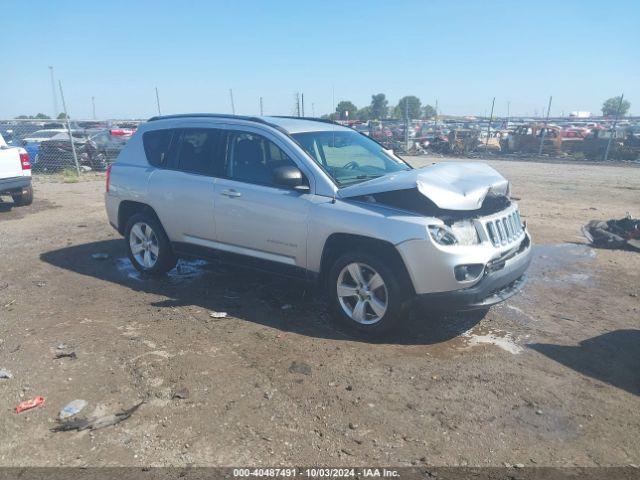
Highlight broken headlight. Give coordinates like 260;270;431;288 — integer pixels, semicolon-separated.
428;221;480;246
428;225;458;246
450;220;481;245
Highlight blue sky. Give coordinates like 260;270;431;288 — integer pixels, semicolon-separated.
1;0;639;119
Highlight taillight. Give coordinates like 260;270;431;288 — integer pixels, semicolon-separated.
20;152;31;170
106;164;112;192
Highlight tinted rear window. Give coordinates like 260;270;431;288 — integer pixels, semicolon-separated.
143;129;174;167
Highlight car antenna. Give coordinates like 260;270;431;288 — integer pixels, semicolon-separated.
332;192;336;204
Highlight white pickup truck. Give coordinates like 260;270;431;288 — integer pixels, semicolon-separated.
0;132;33;206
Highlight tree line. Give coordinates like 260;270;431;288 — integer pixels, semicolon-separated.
322;95;631;121
13;113;68;120
323;94;436;121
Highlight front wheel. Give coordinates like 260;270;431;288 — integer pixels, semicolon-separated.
327;252;408;334
125;212;176;276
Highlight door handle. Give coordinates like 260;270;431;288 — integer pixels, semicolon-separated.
220;189;242;198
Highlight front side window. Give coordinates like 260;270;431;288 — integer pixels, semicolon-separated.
292;130;410;186
226;132;297;186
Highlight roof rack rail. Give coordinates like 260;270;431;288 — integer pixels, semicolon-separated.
146;113;290;135
148;113;268;123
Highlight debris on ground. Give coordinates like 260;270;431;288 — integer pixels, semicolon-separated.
91;253;110;260
54;351;77;360
59;399;88;420
51;401;144;432
209;311;227;319
288;361;312;376
172;387;190;400
0;369;13;379
582;214;640;251
281;304;293;310
15;396;45;413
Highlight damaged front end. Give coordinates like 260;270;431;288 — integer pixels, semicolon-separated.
341;162;518;247
339;162;533;309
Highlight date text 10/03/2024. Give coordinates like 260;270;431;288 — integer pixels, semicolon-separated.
233;468;400;478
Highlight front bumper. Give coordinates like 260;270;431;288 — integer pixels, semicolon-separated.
417;235;532;310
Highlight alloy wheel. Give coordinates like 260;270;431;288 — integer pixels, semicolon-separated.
337;262;388;325
129;222;159;269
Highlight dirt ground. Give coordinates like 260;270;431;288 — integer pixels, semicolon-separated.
0;157;638;468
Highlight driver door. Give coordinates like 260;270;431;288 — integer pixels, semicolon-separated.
213;129;311;270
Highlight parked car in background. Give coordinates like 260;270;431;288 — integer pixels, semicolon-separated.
89;129;134;166
105;114;532;334
22;129;74;165
36;132;103;172
22;129;69;144
0;132;32;206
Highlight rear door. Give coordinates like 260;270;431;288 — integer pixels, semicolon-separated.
145;127;224;244
213;129;311;269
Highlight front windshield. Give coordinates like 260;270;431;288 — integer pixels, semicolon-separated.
292;130;411;186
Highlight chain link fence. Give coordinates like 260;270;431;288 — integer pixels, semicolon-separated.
0;119;141;174
340;117;640;160
2;115;639;175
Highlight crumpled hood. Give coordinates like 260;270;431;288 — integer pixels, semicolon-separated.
338;162;510;210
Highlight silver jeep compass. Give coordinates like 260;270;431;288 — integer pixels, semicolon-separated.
105;114;532;333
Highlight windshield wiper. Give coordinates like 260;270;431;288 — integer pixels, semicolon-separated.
338;174;384;186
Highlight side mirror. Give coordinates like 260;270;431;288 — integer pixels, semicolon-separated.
273;165;309;192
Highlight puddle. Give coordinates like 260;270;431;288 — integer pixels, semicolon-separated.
513;405;579;441
116;258;209;283
461;327;524;354
529;244;596;286
494;303;537;325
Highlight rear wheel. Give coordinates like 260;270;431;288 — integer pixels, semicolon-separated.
12;186;33;206
125;212;176;275
327;251;408;334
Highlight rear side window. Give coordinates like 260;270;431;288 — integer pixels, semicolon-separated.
174;128;223;176
143;129;174;167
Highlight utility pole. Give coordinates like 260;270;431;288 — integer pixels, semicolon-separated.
604;93;624;161
404;99;409;150
312;103;315;117
485;97;495;152
259;96;263;116
432;99;438;134
49;66;59;118
58;80;80;176
506;101;511;128
155;87;162;116
537;96;553;156
301;93;305;117
91;96;96;120
229;89;235;115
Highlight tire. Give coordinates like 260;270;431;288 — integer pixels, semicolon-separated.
124;212;177;276
327;251;409;335
12;185;33;206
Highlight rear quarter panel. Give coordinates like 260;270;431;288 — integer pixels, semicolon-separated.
104;132;152;230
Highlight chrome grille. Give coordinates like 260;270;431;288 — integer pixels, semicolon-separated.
486;209;524;246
